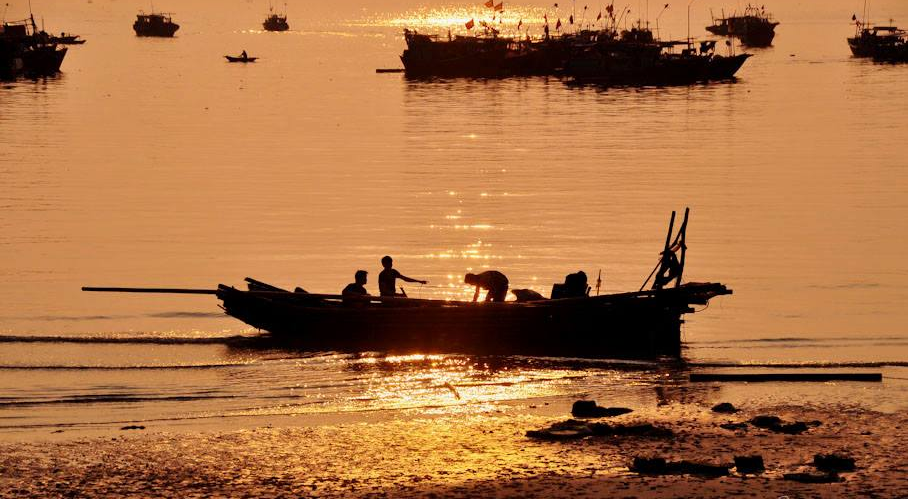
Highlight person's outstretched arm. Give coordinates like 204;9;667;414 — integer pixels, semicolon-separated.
399;274;427;285
472;286;480;302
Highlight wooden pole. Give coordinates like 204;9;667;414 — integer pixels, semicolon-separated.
82;287;216;295
675;207;689;287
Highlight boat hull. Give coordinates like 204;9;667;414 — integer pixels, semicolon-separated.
567;53;751;85
134;23;179;37
217;283;730;358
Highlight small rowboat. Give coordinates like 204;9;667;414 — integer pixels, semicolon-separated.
81;209;732;359
225;55;258;63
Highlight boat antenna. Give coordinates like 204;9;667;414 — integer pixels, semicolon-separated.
687;0;696;48
2;3;9;23
596;269;602;295
655;3;668;40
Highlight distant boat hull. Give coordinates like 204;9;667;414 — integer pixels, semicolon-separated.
216;282;731;359
225;55;258;63
20;45;67;75
567;53;751;85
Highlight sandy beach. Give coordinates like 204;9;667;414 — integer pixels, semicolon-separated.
3;399;907;498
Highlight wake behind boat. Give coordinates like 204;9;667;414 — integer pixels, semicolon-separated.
82;210;732;359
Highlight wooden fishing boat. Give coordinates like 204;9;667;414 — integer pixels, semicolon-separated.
213;279;729;358
82;209;732;359
263;11;289;32
706;5;779;47
133;12;179;37
226;55;258;62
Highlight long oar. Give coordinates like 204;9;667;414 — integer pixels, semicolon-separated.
82;287;217;294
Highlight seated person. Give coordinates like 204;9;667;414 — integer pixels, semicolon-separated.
551;271;590;299
378;255;427;297
342;270;369;304
464;270;509;302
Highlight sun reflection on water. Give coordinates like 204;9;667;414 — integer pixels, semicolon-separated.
358;4;548;34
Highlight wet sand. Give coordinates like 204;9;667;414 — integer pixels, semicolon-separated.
2;402;906;498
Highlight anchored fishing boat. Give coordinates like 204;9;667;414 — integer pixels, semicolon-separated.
82;210;732;359
133;12;179;37
706;4;779;47
847;21;907;60
263;5;289;32
565;28;750;85
1;16;67;79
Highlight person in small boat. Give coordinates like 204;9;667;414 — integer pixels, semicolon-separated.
342;270;369;304
378;256;427;297
241;50;247;59
464;270;509;302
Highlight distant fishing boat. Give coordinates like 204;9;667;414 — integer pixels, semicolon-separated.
564;27;751;85
262;3;289;32
1;15;67;78
399;26;602;78
706;4;779;47
226;54;258;62
133;12;179;37
847;20;907;61
82;209;733;359
51;33;85;45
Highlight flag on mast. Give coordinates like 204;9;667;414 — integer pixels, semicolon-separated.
484;0;494;8
465;18;475;29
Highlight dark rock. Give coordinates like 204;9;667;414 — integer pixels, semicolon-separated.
749;415;812;434
671;461;731;477
774;422;809;434
750;415;783;428
120;425;145;430
526;420;593;441
720;422;749;431
783;471;841;483
571;400;633;418
814;453;856;472
631;457;730;477
590;422;673;438
711;402;738;414
734;455;765;474
630;457;666;474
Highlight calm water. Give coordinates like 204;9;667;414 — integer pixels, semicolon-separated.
1;0;908;438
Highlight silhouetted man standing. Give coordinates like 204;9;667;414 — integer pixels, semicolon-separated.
378;256;427;297
465;270;509;302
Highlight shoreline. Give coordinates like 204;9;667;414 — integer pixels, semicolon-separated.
2;400;907;498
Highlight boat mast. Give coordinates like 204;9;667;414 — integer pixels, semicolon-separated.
687;0;696;48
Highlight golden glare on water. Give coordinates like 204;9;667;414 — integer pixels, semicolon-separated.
361;4;548;34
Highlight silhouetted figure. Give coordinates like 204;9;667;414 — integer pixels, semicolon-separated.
342;270;369;304
378;256;427;297
241;50;248;59
465;270;509;302
551;271;590;299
